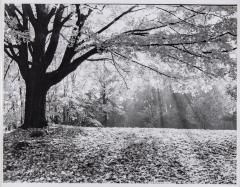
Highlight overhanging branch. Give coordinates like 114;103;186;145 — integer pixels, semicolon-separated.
166;54;217;78
156;6;198;27
96;5;137;34
112;51;178;79
110;52;129;89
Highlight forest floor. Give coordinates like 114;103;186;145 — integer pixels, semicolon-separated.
3;124;237;184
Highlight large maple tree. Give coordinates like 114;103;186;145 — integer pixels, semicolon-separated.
4;4;236;128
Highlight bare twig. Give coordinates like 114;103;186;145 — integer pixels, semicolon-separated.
12;70;20;82
4;59;14;79
166;54;217;78
156;6;198;27
124;12;198;35
110;52;129;89
180;5;225;19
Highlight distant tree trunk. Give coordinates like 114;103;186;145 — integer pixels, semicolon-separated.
183;94;210;129
52;84;59;124
171;93;189;128
157;88;165;128
102;84;108;126
169;85;191;129
18;76;23;124
63;107;69;124
62;78;69;124
53;105;59;124
146;88;156;128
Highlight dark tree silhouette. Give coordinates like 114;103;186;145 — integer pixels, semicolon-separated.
5;4;108;128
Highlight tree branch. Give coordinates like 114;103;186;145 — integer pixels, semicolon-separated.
47;47;98;86
110;52;129;89
86;58;112;61
83;4;106;13
170;45;210;59
96;5;137;34
45;6;57;24
44;4;66;69
156;6;198;27
5;4;23;30
4;46;29;81
180;5;225;19
124;12;198;35
22;4;36;28
166;54;217;78
57;5;93;70
69;47;98;71
4;59;14;79
112;51;178;79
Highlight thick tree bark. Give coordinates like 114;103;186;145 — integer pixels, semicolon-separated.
21;75;49;129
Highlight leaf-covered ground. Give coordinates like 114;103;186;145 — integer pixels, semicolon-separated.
3;125;237;183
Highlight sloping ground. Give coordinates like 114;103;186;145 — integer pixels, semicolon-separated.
3;125;237;184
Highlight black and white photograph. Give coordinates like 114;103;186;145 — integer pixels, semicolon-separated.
1;1;238;185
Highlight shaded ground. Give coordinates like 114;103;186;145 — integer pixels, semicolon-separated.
3;125;237;183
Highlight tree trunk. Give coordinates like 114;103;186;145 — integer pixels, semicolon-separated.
18;76;24;124
157;88;165;128
21;78;49;129
102;85;108;126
